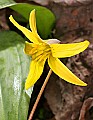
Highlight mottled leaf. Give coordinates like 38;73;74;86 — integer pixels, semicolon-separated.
0;31;32;120
0;0;16;9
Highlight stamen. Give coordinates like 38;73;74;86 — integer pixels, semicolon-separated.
31;43;51;62
29;48;37;55
33;54;42;61
38;53;49;62
32;50;43;60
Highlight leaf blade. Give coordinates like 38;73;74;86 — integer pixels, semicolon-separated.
0;0;16;9
0;31;32;120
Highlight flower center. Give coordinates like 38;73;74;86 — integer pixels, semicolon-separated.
30;43;51;62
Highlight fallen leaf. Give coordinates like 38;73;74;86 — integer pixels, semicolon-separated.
79;97;93;120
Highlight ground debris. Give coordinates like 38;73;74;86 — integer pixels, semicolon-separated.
44;2;93;119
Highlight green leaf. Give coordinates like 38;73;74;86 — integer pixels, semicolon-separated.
0;31;32;120
10;3;55;39
0;0;16;9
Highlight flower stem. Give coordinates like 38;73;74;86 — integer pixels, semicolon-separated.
28;69;52;120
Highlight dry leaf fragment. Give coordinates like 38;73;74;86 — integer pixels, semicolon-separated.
31;0;93;6
79;97;93;120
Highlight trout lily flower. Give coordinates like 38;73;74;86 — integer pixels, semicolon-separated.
9;10;89;90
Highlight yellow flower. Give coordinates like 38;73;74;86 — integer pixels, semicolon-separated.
9;9;89;90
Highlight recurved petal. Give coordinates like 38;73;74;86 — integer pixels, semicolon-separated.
29;10;43;43
48;55;87;86
29;9;37;33
25;59;46;90
9;15;41;43
50;40;89;58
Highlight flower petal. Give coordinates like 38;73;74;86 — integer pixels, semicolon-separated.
24;41;34;55
50;40;89;58
29;9;37;33
48;55;87;86
9;15;41;43
29;9;43;43
25;59;46;90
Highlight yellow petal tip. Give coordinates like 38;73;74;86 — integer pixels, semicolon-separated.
79;82;87;86
74;80;87;86
85;40;90;45
25;83;30;90
30;9;36;17
32;9;35;13
9;15;13;21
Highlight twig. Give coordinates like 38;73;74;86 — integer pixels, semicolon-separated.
28;69;52;120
